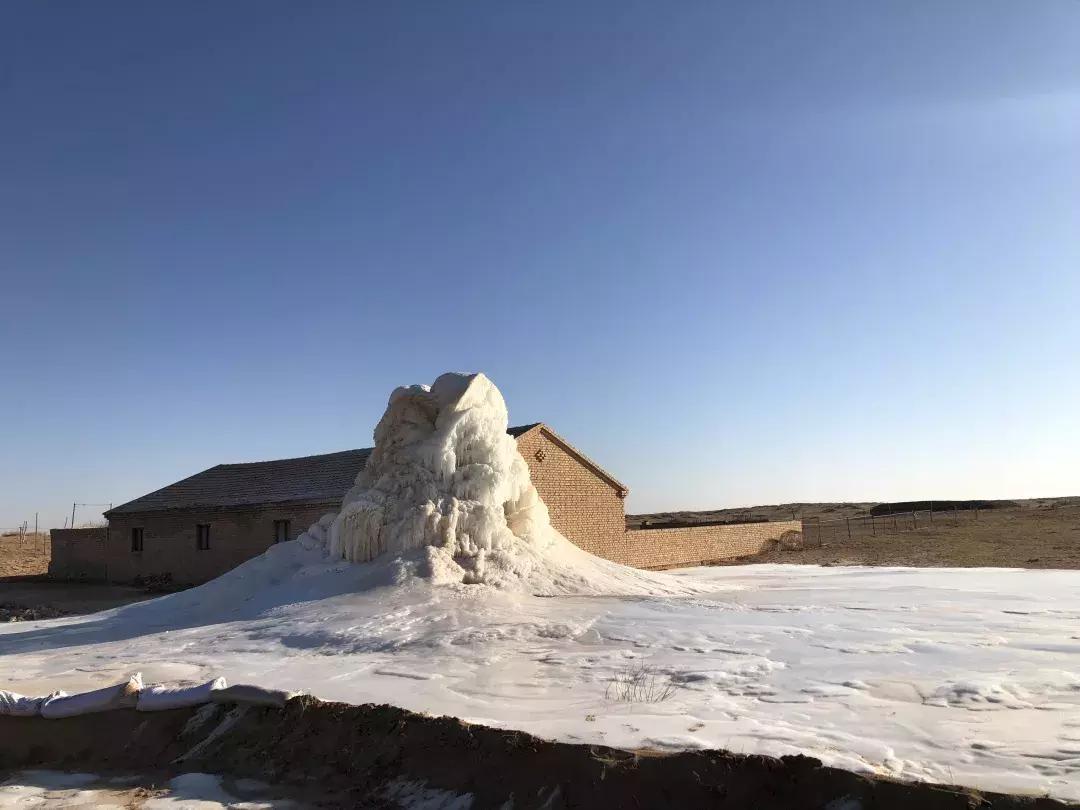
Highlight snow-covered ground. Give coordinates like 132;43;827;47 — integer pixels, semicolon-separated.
2;562;1079;801
4;375;1077;801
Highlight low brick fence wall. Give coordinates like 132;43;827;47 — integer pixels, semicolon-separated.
45;520;802;583
49;528;108;581
618;520;803;569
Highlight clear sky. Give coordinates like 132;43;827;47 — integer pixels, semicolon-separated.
3;1;1078;530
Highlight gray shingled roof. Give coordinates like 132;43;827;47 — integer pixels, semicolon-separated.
106;424;541;517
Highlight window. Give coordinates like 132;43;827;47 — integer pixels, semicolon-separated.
196;523;211;551
131;527;144;552
274;519;291;544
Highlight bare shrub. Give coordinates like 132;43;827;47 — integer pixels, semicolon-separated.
778;530;806;551
605;661;677;703
132;572;183;593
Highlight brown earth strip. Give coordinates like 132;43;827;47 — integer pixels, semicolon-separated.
1;698;1074;809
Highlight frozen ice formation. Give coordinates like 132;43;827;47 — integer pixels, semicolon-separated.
330;373;547;574
295;372;692;595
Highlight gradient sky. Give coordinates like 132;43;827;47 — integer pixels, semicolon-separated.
3;1;1078;530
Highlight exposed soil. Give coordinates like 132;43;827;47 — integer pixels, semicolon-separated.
0;602;68;622
633;497;1080;570
0;698;1074;809
0;534;49;579
629;496;1079;527
0;580;153;619
629;502;878;526
754;501;1080;569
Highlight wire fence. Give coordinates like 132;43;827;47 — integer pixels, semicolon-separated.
802;507;980;547
0;528;51;558
0;526;45;540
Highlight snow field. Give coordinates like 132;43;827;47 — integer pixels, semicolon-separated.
1;563;1078;800
2;373;1077;800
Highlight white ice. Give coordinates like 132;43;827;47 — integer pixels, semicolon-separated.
307;372;695;597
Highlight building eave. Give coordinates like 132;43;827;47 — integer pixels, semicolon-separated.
532;424;629;497
105;496;345;520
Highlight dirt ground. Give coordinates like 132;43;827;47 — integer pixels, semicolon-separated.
0;580;153;620
759;500;1080;569
633;497;1080;569
0;534;49;578
1;699;1074;809
0;532;153;620
629;501;882;525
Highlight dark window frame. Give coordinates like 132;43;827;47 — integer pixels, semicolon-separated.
273;519;291;544
196;523;211;551
131;527;144;552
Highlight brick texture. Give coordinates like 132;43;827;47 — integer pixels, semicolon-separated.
106;504;334;584
49;528;108;580
101;428;803;583
516;428;627;559
616;521;804;569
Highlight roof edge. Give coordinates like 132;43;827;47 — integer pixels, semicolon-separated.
106;495;346;518
104;464;226;518
104;427;541;518
533;425;629;497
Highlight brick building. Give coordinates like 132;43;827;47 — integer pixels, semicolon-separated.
89;423;802;585
102;424;630;584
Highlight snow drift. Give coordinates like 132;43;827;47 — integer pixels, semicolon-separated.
289;372;690;595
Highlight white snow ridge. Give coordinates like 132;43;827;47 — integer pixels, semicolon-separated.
293;372;692;596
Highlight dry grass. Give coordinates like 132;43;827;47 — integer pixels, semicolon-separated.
753;499;1080;569
631;497;1080;570
629;502;876;527
605;661;677;703
0;533;50;579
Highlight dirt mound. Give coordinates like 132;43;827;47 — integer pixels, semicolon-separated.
0;602;68;622
0;698;1073;809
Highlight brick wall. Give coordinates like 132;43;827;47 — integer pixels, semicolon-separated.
103;424;635;586
49;528;108;580
616;520;804;569
106;503;335;584
516;427;627;559
103;430;799;583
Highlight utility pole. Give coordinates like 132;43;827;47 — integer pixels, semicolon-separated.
71;503;113;529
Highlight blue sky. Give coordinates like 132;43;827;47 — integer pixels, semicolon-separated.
2;1;1078;529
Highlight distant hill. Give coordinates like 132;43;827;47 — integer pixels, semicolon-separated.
868;500;1017;516
627;497;1077;529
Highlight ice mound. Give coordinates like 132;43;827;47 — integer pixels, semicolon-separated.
292;372;693;596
